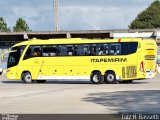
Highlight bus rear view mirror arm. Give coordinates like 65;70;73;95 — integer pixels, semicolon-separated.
1;50;17;60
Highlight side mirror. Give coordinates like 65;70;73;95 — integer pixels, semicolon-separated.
1;50;17;60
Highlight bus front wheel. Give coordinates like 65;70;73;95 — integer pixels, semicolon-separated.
104;71;117;84
22;72;33;83
90;72;104;84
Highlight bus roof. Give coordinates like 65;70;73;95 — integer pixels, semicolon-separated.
13;38;155;47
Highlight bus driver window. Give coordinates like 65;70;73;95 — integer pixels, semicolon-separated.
33;47;41;57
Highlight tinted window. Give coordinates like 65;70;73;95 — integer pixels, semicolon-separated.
83;44;90;56
110;43;121;55
67;45;75;56
33;46;42;57
88;44;96;56
7;46;26;68
23;46;42;60
58;45;67;56
24;46;32;59
22;42;138;58
74;44;91;56
42;45;57;56
75;45;83;56
122;42;138;55
96;44;109;55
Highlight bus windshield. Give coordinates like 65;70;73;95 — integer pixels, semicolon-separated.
7;46;26;68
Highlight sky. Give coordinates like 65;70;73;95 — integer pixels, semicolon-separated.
0;0;154;31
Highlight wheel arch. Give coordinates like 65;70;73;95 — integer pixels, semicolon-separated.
91;70;102;75
104;70;116;75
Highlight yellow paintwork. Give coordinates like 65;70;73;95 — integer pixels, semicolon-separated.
6;38;157;81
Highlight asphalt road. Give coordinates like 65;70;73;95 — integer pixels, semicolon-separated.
0;73;160;114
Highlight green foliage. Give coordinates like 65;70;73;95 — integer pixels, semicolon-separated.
13;18;31;32
0;17;11;32
129;0;160;29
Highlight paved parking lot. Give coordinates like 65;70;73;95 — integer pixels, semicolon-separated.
0;73;160;114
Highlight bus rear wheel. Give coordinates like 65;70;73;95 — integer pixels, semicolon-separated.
36;80;46;83
90;72;104;84
104;71;117;84
22;72;33;83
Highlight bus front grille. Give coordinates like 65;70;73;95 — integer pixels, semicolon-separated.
122;66;137;79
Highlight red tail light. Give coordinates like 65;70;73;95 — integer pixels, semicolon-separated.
140;61;144;72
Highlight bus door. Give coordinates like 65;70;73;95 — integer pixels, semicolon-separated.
23;46;43;79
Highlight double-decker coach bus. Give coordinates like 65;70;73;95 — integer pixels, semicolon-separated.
4;38;157;84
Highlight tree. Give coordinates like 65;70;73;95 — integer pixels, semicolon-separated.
129;0;160;29
0;17;11;32
13;18;31;32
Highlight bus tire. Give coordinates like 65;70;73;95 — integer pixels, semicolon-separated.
22;72;33;83
104;71;117;84
90;72;104;84
36;80;46;83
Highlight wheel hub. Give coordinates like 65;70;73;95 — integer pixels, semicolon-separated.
107;74;114;82
25;74;32;82
93;75;99;82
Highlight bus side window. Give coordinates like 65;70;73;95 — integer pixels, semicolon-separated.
104;44;109;55
76;45;84;56
96;44;108;55
42;47;49;56
67;45;74;56
83;47;88;55
50;46;57;56
23;46;32;60
110;44;121;55
58;45;67;56
42;46;57;57
89;45;96;56
74;46;78;56
33;46;42;57
122;42;138;55
82;45;90;56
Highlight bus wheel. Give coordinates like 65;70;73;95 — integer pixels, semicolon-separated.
90;72;104;84
36;80;46;83
104;71;117;84
22;72;33;83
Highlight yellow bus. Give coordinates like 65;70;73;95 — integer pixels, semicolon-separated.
5;38;157;84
